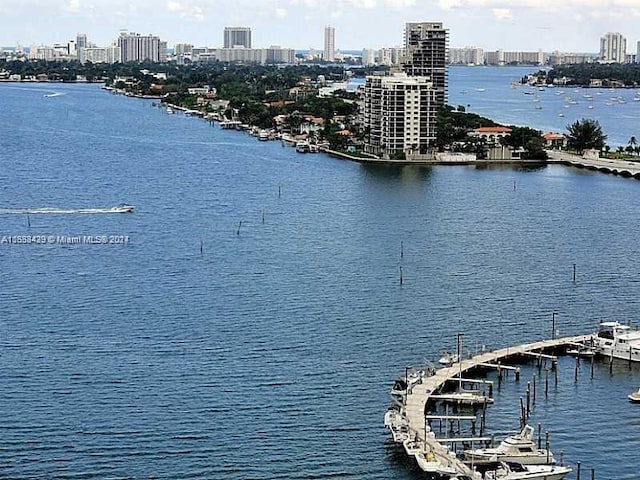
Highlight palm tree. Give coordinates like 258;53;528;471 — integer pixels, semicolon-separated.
628;136;638;155
566;119;607;153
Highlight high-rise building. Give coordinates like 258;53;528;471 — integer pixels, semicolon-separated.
362;72;435;158
402;22;448;109
174;43;193;64
600;32;626;63
449;46;483;65
362;48;376;66
67;40;77;57
76;33;87;60
484;50;545;66
324;25;335;62
76;33;87;49
224;27;251;49
117;31;164;63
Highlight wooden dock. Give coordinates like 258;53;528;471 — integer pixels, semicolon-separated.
400;334;592;477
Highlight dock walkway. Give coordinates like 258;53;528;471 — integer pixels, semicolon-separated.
402;334;592;477
547;150;640;178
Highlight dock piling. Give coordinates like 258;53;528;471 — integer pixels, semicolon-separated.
576;461;581;480
573;263;577;282
526;382;531;418
545;432;550;464
537;423;542;449
544;368;549;396
532;375;536;404
574;356;579;382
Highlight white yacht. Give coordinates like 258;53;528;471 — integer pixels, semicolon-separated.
629;387;640;403
481;462;571;480
592;321;640;362
464;425;554;465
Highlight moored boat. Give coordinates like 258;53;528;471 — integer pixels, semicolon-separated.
295;141;310;153
463;425;554;465
439;351;459;366
592;321;640;362
480;461;571;480
629;387;640;403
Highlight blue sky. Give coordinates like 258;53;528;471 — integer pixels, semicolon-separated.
3;0;640;53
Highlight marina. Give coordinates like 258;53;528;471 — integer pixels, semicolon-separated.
384;332;637;479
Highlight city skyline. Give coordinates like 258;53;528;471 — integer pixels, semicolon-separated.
3;0;640;52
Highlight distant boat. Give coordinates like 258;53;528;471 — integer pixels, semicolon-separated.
43;92;63;98
558;113;564;117
476;88;486;92
111;203;135;213
295;141;310;153
629;387;640;403
166;106;174;114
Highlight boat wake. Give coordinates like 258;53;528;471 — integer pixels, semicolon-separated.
43;92;65;98
0;205;134;214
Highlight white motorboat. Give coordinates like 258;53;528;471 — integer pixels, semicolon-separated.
566;346;595;358
295;141;310;153
383;408;411;443
592;321;640;362
390;367;434;396
439;351;459;366
415;451;459;477
464;425;554;465
430;390;493;406
481;462;571;480
111;203;134;213
629;387;640;403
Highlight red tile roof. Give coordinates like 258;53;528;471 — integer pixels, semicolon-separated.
473;126;512;133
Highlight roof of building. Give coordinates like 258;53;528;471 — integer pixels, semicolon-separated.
473;126;512;134
543;132;565;140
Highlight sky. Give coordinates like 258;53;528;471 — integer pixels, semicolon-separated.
3;0;640;53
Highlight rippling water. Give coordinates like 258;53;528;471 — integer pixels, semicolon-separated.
1;79;640;479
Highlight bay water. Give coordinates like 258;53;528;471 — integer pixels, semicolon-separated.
1;70;639;479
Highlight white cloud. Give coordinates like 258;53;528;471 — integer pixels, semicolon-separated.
182;6;204;21
438;0;463;9
64;0;81;13
165;1;204;21
492;7;513;21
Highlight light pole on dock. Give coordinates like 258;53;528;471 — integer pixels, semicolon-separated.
457;333;464;390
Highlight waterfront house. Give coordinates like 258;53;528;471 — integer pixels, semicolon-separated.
470;126;512;146
543;132;567;149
